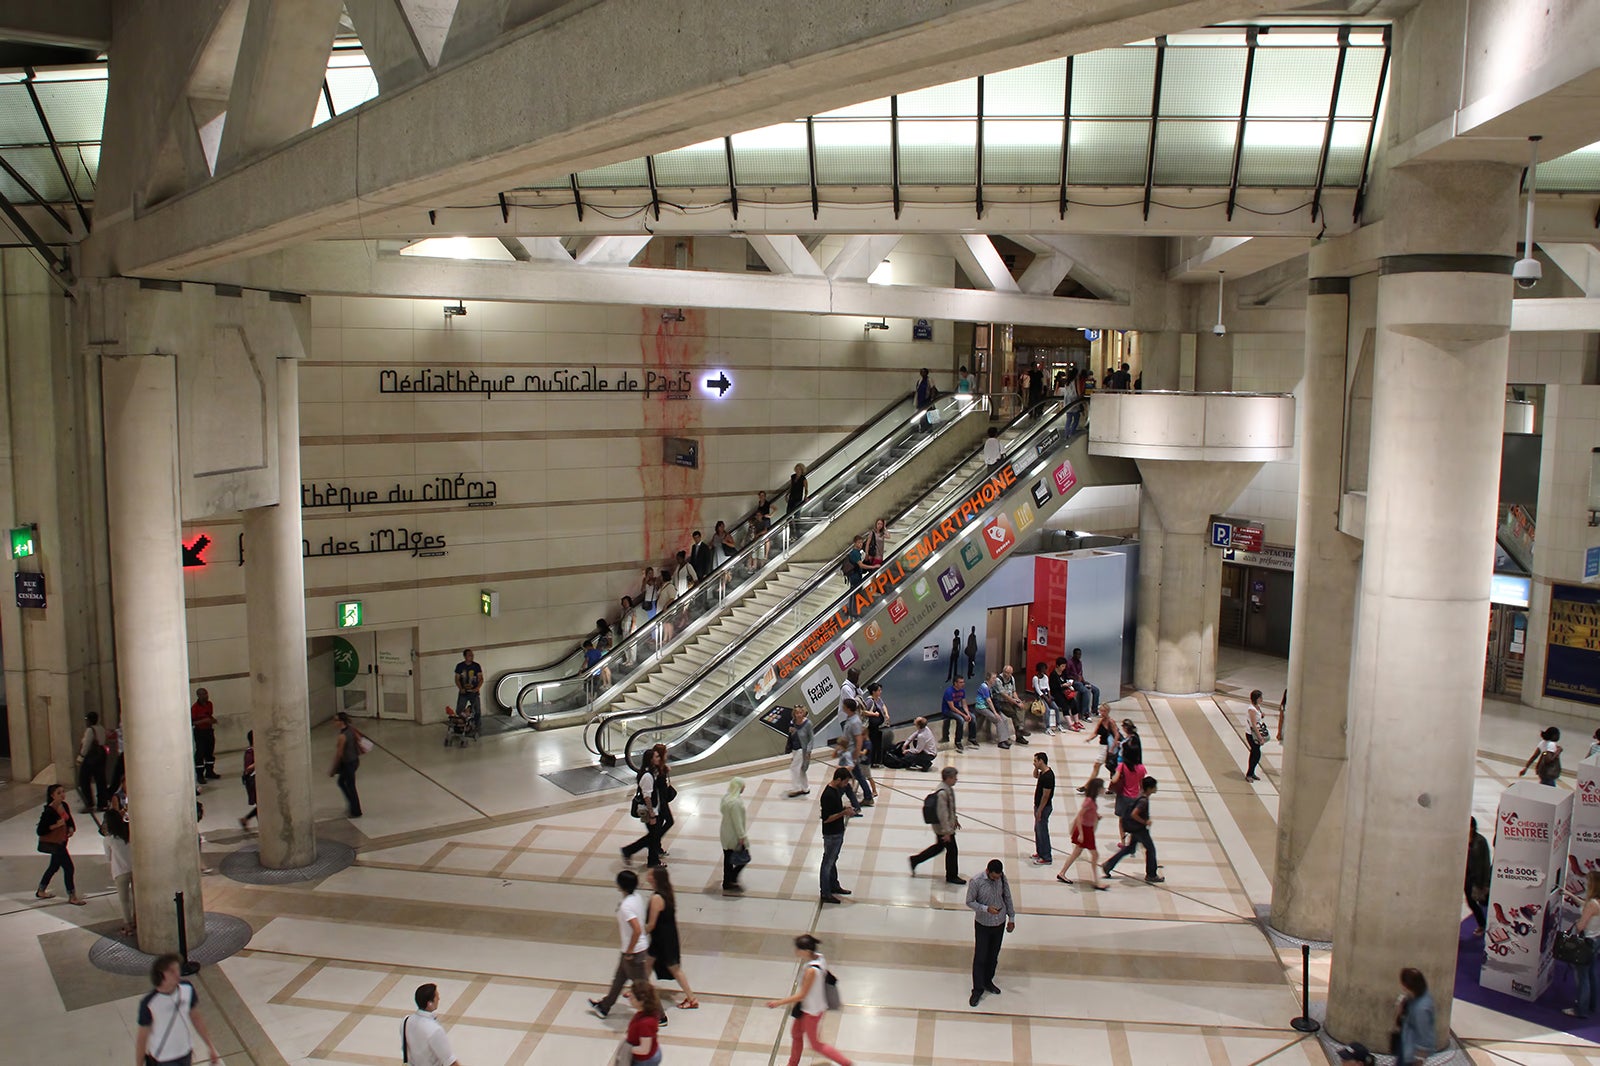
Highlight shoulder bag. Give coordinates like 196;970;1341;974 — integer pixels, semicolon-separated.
1555;929;1595;966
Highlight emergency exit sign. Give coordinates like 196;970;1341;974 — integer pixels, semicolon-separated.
10;526;35;558
336;600;363;628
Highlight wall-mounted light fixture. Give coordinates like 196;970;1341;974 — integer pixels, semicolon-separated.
444;300;467;319
863;318;890;334
661;308;685;323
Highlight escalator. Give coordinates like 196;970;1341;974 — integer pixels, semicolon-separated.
493;390;993;728
591;401;1140;772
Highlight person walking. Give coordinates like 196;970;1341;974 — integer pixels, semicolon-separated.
786;463;808;515
881;717;936;770
966;859;1016;1007
721;777;750;893
646;865;701;1010
1565;870;1600;1018
909;766;963;884
819;768;859;904
137;953;221;1066
35;783;85;905
649;744;678;850
623;984;664;1066
1107;734;1147;849
454;649;484;733
1056;779;1110;889
1102;777;1163;884
766;934;852;1066
1030;752;1055;866
1391;968;1436;1065
101;804;135;935
1244;688;1266;783
329;712;364;818
1520;726;1564;786
941;676;976;752
785;706;814;797
1464;817;1491;936
401;983;462;1066
589;870;665;1022
239;730;258;829
76;711;109;812
1079;705;1119;793
621;749;665;867
191;687;219;785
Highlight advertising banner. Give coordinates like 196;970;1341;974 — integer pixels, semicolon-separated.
1482;782;1573;1001
1544;583;1600;707
1563;754;1600;922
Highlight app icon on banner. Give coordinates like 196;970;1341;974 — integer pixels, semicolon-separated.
938;566;965;601
913;577;931;601
1013;501;1035;531
863;620;883;645
835;641;858;671
960;540;983;570
983;513;1017;558
753;666;778;700
1053;461;1077;495
888;597;909;624
1031;481;1051;508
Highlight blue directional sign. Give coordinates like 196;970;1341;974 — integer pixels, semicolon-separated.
1587;545;1600;581
1082;329;1101;341
1211;521;1232;549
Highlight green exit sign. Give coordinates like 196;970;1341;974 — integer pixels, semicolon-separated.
10;526;35;559
336;600;363;628
480;589;498;617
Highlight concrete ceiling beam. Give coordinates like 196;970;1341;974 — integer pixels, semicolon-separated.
946;234;1020;292
572;234;652;266
90;0;1277;275
0;0;111;49
1016;251;1073;296
1538;242;1600;297
1510;296;1600;332
824;235;902;281
215;0;345;169
744;234;823;277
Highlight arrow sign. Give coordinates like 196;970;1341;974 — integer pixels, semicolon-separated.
182;534;212;568
703;371;733;398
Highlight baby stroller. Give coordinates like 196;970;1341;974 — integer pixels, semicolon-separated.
444;704;478;747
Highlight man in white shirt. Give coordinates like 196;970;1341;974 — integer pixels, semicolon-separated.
136;953;220;1066
589;870;660;1022
881;716;937;770
402;983;462;1066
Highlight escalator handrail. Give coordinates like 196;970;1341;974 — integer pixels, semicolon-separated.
604;400;1087;769
585;398;1068;755
496;390;928;711
523;392;985;729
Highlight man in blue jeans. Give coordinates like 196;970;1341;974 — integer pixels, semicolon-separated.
1103;777;1164;884
1066;648;1101;719
1030;752;1055;865
942;676;977;752
454;649;483;732
818;768;858;904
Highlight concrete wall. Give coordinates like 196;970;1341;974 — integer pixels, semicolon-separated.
178;248;963;742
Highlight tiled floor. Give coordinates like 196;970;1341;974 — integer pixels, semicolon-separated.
1;648;1595;1064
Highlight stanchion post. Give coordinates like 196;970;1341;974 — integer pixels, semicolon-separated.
173;892;201;975
1289;942;1320;1033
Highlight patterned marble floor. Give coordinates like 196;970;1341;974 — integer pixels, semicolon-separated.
1;648;1595;1065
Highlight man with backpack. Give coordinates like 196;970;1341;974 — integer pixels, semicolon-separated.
909;766;963;884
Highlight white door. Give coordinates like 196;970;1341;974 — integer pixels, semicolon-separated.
338;633;379;718
374;629;416;721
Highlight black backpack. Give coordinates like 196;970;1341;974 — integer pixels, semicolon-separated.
922;790;941;824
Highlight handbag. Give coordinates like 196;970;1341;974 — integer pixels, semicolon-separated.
356;734;375;755
730;846;751;866
611;1037;634;1066
1555;930;1595;966
823;969;842;1011
661;783;678;803
1254;720;1270;742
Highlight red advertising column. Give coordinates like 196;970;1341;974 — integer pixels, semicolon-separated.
1030;555;1069;668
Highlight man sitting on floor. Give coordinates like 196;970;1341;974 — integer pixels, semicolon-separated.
881;717;937;770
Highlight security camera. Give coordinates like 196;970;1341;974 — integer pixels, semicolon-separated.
1211;322;1228;337
1513;257;1542;290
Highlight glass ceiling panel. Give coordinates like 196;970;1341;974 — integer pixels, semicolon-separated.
730;122;809;186
1323;120;1371;186
984;60;1066;117
326;65;379;116
813;120;891;184
1161;47;1246;117
0;83;46;144
816;98;890;120
0;146;71;202
653;139;728;187
898;78;976;117
33;80;106;143
1248;48;1338;117
983;120;1061;184
1238;120;1323;185
1068;120;1149;185
1072;47;1156;117
900;120;975;184
1153;119;1235;185
1335;47;1386;117
575;158;650;188
1532;141;1600;192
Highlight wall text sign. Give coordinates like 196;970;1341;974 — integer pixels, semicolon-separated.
379;367;692;397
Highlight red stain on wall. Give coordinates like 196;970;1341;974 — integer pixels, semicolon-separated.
639;307;707;564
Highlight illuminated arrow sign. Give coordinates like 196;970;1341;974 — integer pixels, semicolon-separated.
702;371;733;398
182;534;212;568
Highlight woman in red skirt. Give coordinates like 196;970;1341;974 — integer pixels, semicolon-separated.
1055;778;1110;889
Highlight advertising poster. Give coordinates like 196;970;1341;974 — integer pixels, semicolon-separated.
1563;754;1600;922
1544;583;1600;707
1483;781;1573;1001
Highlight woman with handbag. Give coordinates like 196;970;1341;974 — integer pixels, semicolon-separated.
720;777;750;893
329;712;365;818
650;745;678;853
1565;870;1600;1018
765;934;851;1066
1244;689;1266;783
645;866;699;1009
35;783;85;905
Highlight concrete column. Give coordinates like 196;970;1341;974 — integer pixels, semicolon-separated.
1270;267;1361;941
1194;331;1234;392
1142;331;1181;391
102;355;203;952
1326;162;1520;1049
1139;459;1262;694
216;0;345;168
1133;492;1163;690
242;359;316;868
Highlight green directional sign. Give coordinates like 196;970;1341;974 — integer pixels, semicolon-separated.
331;637;360;687
10;526;35;559
336;600;363;629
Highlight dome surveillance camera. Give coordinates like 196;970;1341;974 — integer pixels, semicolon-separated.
1513;257;1542;290
1211;322;1227;337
